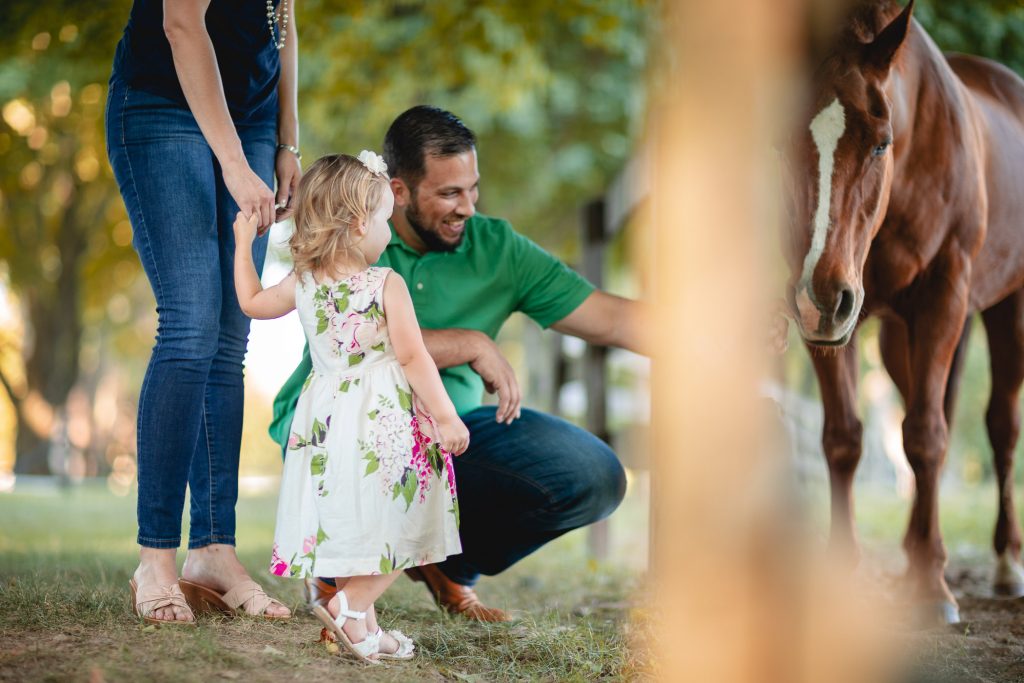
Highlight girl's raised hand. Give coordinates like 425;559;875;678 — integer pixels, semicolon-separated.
436;416;470;456
233;211;259;245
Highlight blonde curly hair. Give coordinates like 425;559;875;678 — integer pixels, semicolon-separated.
290;153;390;277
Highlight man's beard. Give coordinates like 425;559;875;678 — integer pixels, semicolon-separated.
405;191;464;253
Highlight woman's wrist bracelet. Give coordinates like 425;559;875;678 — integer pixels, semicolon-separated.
277;143;301;160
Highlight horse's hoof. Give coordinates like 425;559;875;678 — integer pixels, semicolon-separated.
913;600;961;630
993;553;1024;598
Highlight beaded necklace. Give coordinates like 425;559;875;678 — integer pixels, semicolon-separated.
266;0;289;50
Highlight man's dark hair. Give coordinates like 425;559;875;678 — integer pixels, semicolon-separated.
383;105;476;185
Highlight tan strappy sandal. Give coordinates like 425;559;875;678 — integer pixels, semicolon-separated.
129;578;195;626
178;578;291;620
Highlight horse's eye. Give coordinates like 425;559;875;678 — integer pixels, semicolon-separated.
872;140;892;157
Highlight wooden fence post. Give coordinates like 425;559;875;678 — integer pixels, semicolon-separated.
582;198;611;560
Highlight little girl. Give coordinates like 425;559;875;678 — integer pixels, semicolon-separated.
233;151;467;663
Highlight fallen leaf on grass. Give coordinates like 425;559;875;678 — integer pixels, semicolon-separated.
261;645;284;656
317;627;336;643
217;672;240;680
326;643;339;654
452;673;486;683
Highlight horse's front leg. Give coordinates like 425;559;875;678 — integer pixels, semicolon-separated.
902;251;972;626
809;336;863;563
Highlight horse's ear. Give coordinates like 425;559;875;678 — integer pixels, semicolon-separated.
865;0;914;73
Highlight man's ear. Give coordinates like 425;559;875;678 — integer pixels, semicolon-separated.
391;177;411;208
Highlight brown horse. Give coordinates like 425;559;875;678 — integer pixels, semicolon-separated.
781;0;1024;626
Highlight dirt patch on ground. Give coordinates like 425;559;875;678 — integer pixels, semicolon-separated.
898;562;1024;683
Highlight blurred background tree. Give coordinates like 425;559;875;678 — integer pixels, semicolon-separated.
0;3;140;476
0;0;652;476
2;0;1022;482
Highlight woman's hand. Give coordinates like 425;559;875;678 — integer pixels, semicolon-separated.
275;149;302;222
222;158;276;235
436;416;470;456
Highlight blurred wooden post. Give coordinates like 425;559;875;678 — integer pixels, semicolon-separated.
649;0;895;681
582;199;611;560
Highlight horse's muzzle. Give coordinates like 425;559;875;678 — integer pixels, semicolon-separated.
793;281;861;344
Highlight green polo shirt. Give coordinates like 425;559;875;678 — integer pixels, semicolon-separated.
268;213;595;448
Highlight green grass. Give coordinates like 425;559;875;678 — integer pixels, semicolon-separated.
5;473;1004;682
0;480;651;682
807;483;1004;562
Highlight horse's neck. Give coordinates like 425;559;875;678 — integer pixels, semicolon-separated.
886;24;977;221
891;25;973;176
868;22;982;293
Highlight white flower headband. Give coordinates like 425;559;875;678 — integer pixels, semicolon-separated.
357;149;388;176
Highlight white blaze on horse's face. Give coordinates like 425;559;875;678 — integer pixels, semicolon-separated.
795;97;847;337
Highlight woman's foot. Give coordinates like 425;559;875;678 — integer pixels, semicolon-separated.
134;548;193;623
182;544;291;618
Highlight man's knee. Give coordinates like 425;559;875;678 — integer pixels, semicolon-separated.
547;431;626;529
577;442;627;523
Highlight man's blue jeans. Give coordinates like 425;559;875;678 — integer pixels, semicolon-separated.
438;406;627;584
319;406;626;586
106;79;276;549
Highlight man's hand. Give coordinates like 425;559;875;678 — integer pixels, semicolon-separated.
469;336;521;424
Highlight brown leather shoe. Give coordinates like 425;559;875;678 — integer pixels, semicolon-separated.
405;565;511;622
304;577;337;612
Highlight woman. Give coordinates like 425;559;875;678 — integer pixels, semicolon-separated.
106;0;300;623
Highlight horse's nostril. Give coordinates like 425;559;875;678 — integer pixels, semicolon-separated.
836;287;856;323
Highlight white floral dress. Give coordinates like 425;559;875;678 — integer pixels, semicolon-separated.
270;266;461;579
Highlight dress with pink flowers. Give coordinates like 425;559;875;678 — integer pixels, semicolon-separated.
270;266;461;579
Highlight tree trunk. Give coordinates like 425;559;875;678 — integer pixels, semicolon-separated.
11;184;87;475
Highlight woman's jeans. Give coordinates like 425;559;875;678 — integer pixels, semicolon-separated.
106;79;276;549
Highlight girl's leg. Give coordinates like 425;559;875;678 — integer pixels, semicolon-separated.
364;604;404;655
329;573;403;645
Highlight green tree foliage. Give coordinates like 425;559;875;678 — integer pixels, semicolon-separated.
294;1;651;251
914;0;1024;76
0;1;651;474
0;1;139;474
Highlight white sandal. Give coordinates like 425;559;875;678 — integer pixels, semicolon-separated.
312;592;380;664
374;627;415;660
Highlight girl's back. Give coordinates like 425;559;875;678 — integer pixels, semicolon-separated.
297;266;392;376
